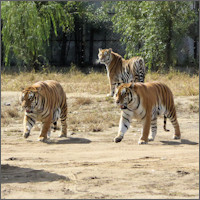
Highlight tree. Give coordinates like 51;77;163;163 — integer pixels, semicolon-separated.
1;1;74;70
63;1;110;67
103;1;198;70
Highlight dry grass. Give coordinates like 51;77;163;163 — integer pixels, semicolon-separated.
145;71;199;96
1;70;199;134
1;118;10;127
1;71;109;94
189;104;199;113
1;70;199;96
67;97;120;133
33;124;41;131
73;97;93;106
6;108;20;118
1;109;22;127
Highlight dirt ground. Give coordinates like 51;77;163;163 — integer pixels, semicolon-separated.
1;91;199;199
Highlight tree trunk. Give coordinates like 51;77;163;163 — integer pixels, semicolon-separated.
166;19;172;69
89;27;94;64
74;16;80;66
60;32;67;67
194;1;199;61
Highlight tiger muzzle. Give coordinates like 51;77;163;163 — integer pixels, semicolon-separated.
26;109;33;113
120;105;127;110
116;101;127;110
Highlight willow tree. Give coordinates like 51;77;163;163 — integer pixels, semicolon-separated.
103;1;198;70
1;1;74;70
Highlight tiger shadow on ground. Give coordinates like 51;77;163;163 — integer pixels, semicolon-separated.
1;164;68;184
48;137;91;144
160;139;198;145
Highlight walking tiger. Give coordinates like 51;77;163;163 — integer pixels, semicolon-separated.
20;80;67;142
114;82;181;144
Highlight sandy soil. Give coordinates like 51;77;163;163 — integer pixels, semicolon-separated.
1;91;199;199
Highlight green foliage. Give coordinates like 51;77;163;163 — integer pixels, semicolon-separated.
65;1;110;28
1;1;110;69
103;1;198;70
1;1;74;68
86;3;111;27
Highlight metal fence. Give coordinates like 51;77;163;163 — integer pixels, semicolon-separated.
47;21;126;69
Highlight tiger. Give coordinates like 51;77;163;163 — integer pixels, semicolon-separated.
20;80;68;142
98;48;145;97
114;81;181;144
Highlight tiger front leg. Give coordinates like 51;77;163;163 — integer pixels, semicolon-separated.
38;115;52;142
107;80;115;97
114;111;132;143
23;115;35;138
138;115;151;144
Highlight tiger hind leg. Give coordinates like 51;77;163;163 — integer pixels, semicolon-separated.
59;104;67;138
148;117;157;141
53;121;57;132
52;108;60;132
171;117;181;140
167;108;181;139
138;59;145;82
47;127;51;138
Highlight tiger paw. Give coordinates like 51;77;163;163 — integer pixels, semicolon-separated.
114;136;123;143
23;132;30;138
148;137;154;142
59;133;67;138
138;139;148;145
38;137;48;142
173;135;181;140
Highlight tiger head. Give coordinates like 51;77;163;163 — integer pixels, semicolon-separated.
21;86;41;113
115;82;137;110
98;48;112;64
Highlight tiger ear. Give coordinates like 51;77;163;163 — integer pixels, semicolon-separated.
35;87;41;93
30;86;41;93
108;48;112;53
99;48;102;52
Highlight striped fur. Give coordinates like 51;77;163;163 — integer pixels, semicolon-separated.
98;48;145;97
114;82;181;144
21;80;67;142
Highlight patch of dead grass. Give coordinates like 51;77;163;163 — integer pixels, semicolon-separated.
189;104;199;113
1;118;10;127
74;97;93;106
145;71;199;96
67;97;120;133
6;108;20;118
1;71;198;96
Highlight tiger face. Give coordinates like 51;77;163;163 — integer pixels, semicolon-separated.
98;48;112;64
21;87;40;113
115;83;136;110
